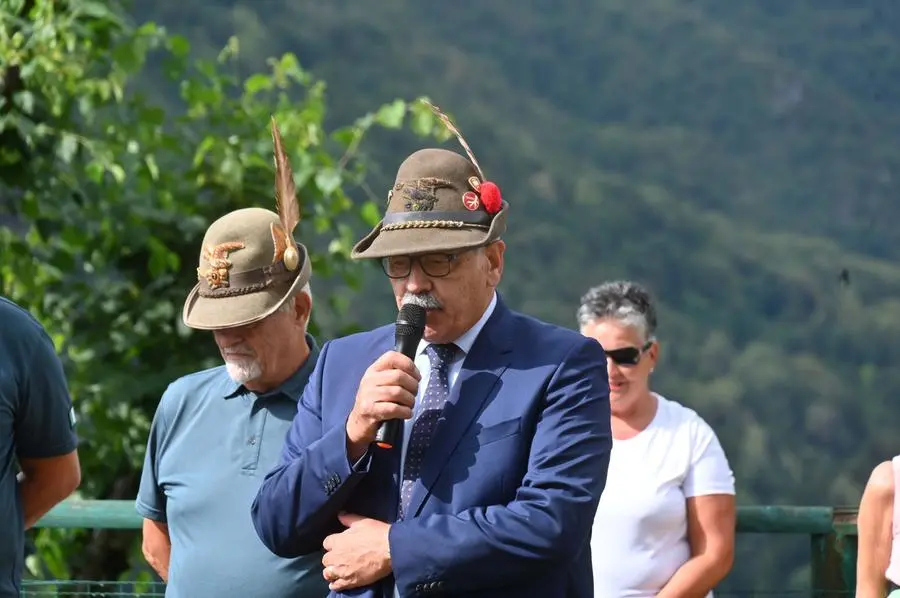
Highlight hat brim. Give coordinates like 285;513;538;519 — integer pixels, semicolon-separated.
182;253;311;330
351;204;508;260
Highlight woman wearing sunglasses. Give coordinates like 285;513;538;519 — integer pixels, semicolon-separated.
577;280;736;598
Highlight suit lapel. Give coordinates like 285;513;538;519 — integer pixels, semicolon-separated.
407;297;514;517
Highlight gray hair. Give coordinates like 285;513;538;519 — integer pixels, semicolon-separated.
576;280;657;342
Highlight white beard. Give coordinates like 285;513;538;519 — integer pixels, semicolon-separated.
224;358;263;384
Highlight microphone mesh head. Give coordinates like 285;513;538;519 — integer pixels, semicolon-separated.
396;303;427;334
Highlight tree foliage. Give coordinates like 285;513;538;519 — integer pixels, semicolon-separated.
0;0;448;581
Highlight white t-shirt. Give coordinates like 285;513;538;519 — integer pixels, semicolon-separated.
591;393;735;598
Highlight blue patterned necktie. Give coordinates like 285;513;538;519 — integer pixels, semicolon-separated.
399;342;459;520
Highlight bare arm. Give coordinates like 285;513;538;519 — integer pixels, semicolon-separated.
18;450;81;529
857;461;894;598
142;519;171;582
657;494;736;598
13;316;80;530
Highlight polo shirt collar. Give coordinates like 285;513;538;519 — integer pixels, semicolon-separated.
223;333;320;401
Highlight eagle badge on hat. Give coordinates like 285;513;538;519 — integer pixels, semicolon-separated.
198;242;246;289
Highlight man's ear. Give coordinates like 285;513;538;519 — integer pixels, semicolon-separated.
293;291;312;326
486;240;505;287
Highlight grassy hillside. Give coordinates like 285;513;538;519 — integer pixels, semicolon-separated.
127;0;900;590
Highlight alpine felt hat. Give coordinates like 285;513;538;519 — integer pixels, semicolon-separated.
351;101;507;260
182;118;310;330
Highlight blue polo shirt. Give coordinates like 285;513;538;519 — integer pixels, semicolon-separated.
136;335;327;598
0;297;78;598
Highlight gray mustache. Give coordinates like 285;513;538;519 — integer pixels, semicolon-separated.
402;292;443;310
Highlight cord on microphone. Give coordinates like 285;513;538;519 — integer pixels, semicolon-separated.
374;303;427;450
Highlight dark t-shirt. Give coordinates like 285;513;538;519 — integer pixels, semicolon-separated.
0;297;78;597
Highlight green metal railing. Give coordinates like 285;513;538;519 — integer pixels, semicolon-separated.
21;581;165;597
26;500;860;597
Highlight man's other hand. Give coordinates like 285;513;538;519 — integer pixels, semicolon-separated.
322;512;392;592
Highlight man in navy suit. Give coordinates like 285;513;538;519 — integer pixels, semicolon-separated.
251;107;612;597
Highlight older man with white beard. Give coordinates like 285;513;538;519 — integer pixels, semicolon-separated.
135;122;328;598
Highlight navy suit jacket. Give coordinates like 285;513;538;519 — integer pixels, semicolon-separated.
251;296;612;598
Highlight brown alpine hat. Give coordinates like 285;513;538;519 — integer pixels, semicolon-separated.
350;101;508;260
182;119;311;330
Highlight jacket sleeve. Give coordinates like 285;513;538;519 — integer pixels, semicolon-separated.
250;340;373;557
387;337;612;595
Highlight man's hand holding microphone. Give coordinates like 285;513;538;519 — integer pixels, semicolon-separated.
345;352;420;461
345;303;427;461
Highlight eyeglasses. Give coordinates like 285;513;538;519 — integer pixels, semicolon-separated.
381;253;461;279
604;340;653;366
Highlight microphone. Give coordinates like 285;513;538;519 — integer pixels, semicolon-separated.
374;303;427;450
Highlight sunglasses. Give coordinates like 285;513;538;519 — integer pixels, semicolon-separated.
603;340;653;366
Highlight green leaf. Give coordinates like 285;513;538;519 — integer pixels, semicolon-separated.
144;155;160;181
111;40;143;74
135;22;159;37
360;201;382;226
85;160;105;184
193;136;216;168
13;91;35;115
244;73;272;95
61;225;87;249
139;106;166;127
315;168;342;195
76;1;115;20
108;164;126;183
411;109;436;138
147;238;171;277
56;133;78;164
374;99;407;129
331;126;358;148
167;34;190;59
219;154;244;190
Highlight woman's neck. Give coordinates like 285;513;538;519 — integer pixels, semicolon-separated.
611;391;658;440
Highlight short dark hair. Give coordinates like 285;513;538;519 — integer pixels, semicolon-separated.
576;280;657;341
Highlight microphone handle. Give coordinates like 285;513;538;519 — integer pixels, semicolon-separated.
374;335;421;450
374;419;401;450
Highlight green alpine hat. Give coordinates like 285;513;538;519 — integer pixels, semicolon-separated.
351;101;508;260
182;119;311;330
